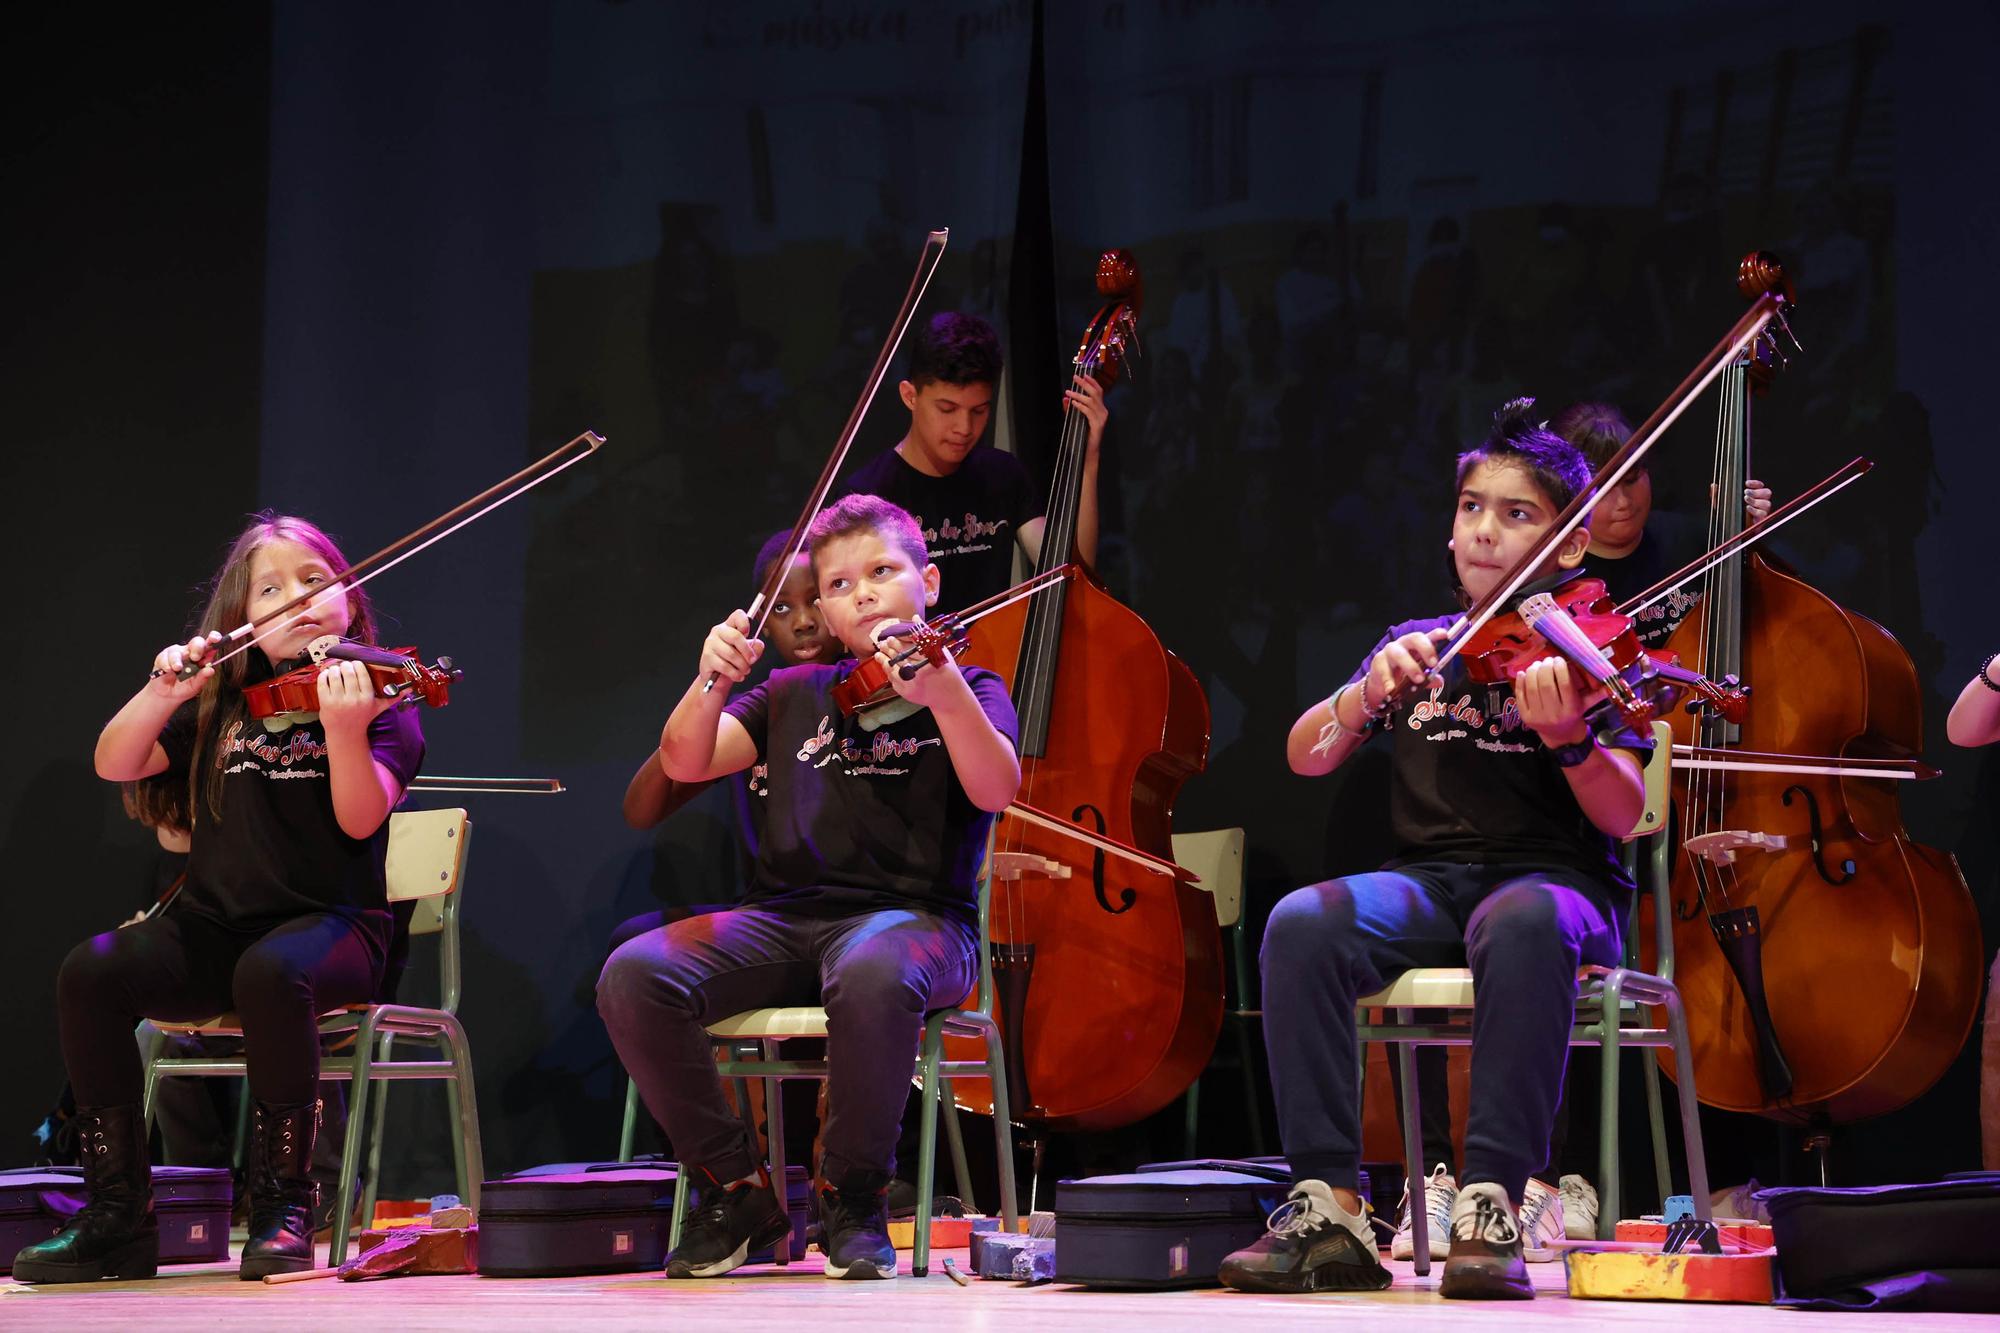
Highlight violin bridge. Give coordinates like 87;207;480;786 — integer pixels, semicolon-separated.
992;852;1071;882
1684;829;1791;866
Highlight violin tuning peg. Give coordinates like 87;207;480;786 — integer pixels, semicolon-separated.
435;656;454;672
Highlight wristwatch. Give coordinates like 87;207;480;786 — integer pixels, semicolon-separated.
1548;736;1597;768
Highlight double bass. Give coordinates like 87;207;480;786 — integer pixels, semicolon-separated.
1645;254;1984;1140
949;250;1223;1133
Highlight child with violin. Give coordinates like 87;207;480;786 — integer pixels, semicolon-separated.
14;513;425;1285
1220;402;1649;1300
599;492;1018;1281
837;311;1107;610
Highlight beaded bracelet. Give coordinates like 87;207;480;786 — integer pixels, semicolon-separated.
1980;651;2000;693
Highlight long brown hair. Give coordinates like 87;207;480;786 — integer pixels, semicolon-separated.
188;512;378;823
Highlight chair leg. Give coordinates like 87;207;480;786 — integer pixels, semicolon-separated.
363;1033;395;1230
1642;1041;1671;1209
435;1017;484;1213
231;1079;252;1174
1663;992;1712;1218
762;1040;789;1265
1394;1025;1430;1277
1235;1016;1268;1157
1597;979;1626;1241
669;1166;691;1251
140;1025;166;1130
914;1020;943;1279
618;1077;640;1164
938;1074;974;1211
332;1014;379;1267
1182;1073;1201;1158
982;1021;1019;1233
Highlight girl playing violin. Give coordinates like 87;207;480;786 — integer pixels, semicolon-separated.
14;513;425;1285
599;493;1018;1282
1221;402;1648;1301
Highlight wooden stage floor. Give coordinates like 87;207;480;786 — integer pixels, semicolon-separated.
2;1244;1988;1330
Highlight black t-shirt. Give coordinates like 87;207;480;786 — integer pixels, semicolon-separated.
837;446;1043;612
1588;509;1705;651
160;695;427;928
1347;615;1640;888
723;661;1018;925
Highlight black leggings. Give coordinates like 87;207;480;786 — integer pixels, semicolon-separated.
57;908;388;1107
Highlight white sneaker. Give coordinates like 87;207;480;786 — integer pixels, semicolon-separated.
1709;1178;1771;1223
1558;1174;1599;1240
1389;1163;1456;1261
1518;1177;1565;1261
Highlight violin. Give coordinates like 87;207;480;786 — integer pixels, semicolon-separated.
243;636;460;722
830;566;1072;719
1460;577;1748;743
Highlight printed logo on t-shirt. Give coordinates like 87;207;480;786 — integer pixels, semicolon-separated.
796;714;941;776
911;511;1010;560
746;759;770;798
1406;686;1537;755
1632;587;1700;645
215;720;330;779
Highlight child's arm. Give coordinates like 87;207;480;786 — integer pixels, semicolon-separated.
318;660;407;839
622;750;712;829
1513;657;1646;838
1289;626;1452;777
880;639;1019;812
1946;657;2000;748
96;634;217;781
660;610;764;783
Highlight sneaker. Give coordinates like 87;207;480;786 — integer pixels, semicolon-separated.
1218;1180;1391;1294
817;1175;896;1280
665;1175;791;1279
1517;1177;1564;1262
1558;1174;1599;1240
1439;1182;1532;1300
1709;1178;1771;1224
1389;1164;1457;1261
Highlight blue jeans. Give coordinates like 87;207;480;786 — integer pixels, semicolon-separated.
1263;861;1623;1202
597;905;977;1184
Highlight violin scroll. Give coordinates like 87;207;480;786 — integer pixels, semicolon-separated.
1075;249;1144;392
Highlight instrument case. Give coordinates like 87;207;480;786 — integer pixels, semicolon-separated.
1760;1174;2000;1312
476;1160;808;1277
0;1165;231;1272
1051;1168;1291;1289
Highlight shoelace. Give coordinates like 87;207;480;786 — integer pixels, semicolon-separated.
1453;1194;1520;1245
1264;1189;1334;1240
1396;1164;1454;1234
1559;1177;1596;1214
1518;1187;1559;1238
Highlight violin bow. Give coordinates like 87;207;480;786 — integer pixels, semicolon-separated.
1617;456;1872;618
702;228;951;694
406;775;567;794
158;430;605;681
1429;291;1790;679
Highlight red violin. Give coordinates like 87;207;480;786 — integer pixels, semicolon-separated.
1460;577;1748;740
243;638;460;721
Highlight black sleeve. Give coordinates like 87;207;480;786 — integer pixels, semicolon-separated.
156;701;199;779
367;704;427;788
964;667;1019;752
722;677;773;763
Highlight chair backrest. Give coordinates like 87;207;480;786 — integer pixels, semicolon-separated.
1623;720;1674;844
1171;827;1245;929
385;806;472;1013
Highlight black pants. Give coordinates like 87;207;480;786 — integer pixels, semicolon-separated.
598;905;976;1185
58;909;389;1107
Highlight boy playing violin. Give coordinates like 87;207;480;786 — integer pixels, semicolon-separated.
1220;402;1649;1300
598;493;1019;1281
838;311;1107;609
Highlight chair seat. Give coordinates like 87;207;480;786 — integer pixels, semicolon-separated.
153;1006;364;1036
704;1007;830;1039
1356;968;1477;1008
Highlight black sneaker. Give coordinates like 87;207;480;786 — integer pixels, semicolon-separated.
1439;1181;1533;1299
1218;1180;1391;1294
665;1174;791;1279
817;1174;896;1280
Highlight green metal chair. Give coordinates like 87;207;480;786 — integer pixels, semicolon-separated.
142;807;485;1266
1354;722;1713;1272
660;860;1020;1278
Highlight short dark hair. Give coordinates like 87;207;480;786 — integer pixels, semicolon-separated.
906;311;1002;388
1550;401;1632;472
752;528;797;590
1455;397;1594;514
806;493;929;579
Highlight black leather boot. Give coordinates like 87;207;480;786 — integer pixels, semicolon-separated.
11;1104;158;1283
239;1098;320;1280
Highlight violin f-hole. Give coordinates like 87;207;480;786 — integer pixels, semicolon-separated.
1781;784;1856;886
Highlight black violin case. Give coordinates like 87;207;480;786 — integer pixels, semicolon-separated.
1760;1174;2000;1313
1052;1160;1314;1289
0;1165;232;1272
476;1160;808;1277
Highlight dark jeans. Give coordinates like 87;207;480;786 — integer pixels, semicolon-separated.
58;909;388;1107
1264;861;1623;1202
597;905;977;1185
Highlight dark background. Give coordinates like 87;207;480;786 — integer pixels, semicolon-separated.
5;0;1996;1202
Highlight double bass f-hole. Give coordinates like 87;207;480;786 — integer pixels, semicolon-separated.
1070;803;1137;916
1781;784;1857;886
